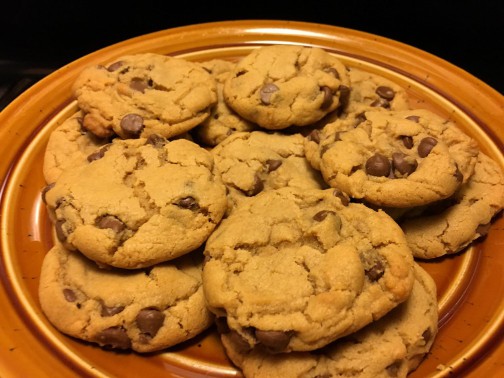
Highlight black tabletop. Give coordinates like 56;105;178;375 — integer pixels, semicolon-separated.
0;0;502;110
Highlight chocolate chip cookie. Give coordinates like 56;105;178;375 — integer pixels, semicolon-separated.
43;136;227;269
72;52;218;139
193;59;257;147
211;131;329;213
309;108;478;207
203;187;414;353
43;110;112;183
223;45;350;130
39;244;213;353
401;151;504;258
219;263;437;378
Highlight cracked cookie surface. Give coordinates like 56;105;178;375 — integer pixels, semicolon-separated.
193;59;257;147
308;108;478;207
202;187;414;353
401;151;504;258
43;110;112;183
72;52;217;139
43;136;227;269
219;263;437;378
38;244;213;353
211;131;329;213
223;45;350;130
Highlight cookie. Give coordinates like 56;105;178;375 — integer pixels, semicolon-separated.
38;244;213;353
43;110;112;183
223;45;350;130
344;67;411;114
311;108;478;207
202;187;415;353
219;263;437;378
401;151;504;259
43;136;227;269
72;52;218;139
193;59;257;147
211;131;329;212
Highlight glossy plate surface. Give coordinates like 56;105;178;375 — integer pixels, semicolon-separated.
0;20;503;377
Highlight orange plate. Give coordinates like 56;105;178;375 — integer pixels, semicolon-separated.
0;20;503;377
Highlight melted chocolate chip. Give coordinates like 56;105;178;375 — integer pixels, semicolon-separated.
406;115;420;123
313;210;336;222
215;317;230;334
55;219;67;242
386;360;402;377
107;61;124;72
418;137;438;158
120;114;144;137
401;135;414;149
146;134;166;148
323;67;340;79
246;174;264;196
94;326;131;349
338;85;351;109
41;182;55;204
333;189;350;206
136;308;165;338
307;129;321;144
96;215;126;233
422;328;432;343
392;152;418;176
320;86;333;109
130;78;148;93
87;145;110;162
365;260;385;282
255;329;291;352
454;165;463;182
228;330;252;353
101;302;125;317
265;159;282;172
365;153;391;177
177;196;200;211
370;97;390;109
63;288;76;302
259;83;279;105
375;86;395;101
476;222;492;236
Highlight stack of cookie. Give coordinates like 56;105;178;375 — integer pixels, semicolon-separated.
38;45;504;376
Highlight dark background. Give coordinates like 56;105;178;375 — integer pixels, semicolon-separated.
0;0;502;109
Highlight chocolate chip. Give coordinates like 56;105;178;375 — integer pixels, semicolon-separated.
354;112;367;127
307;129;321;143
320;86;333;109
365;259;385;281
401;135;414;149
55;219;67;242
120;114;144;137
406;115;420;123
146;134;166;148
313;210;336;222
41;182;55;204
176;196;200;211
246;174;264;196
96;215;126;233
392;152;418;176
418;137;438;158
422;328;432;344
365;153;391;177
94;326;131;350
338;85;351;109
255;329;291;352
333;189;350;206
265;159;282;172
130;78;148;93
63;288;76;302
101;302;125;317
228;330;252;353
476;222;492;237
136;308;165;338
370;98;390;109
323;67;340;79
454;164;463;182
87;145;110;162
375;86;395;101
107;61;123;72
259;83;279;105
